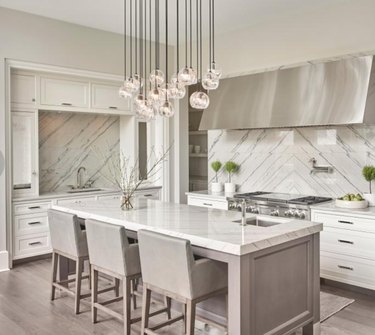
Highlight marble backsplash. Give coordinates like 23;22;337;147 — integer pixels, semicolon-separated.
39;112;119;193
207;125;375;197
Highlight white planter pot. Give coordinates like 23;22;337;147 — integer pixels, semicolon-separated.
363;193;375;206
225;183;236;194
211;182;223;193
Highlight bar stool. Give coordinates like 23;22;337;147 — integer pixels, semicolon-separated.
138;230;228;335
85;220;171;335
48;209;91;314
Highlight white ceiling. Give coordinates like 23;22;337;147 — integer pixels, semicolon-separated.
0;0;348;42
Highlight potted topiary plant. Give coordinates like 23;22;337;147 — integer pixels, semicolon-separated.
362;165;375;206
211;160;223;193
224;161;239;193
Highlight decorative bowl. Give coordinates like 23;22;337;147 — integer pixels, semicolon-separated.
335;199;368;209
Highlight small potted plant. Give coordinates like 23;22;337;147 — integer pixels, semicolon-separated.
362;165;375;206
211;160;223;193
224;161;239;193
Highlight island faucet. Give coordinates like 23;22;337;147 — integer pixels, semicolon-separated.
77;166;86;189
240;199;247;226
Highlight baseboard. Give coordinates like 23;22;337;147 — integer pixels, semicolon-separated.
0;250;10;272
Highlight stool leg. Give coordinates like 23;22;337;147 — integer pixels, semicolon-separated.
50;252;58;301
75;257;83;314
141;285;151;334
186;299;196;335
115;278;120;297
132;279;137;310
183;303;187;334
91;267;98;323
165;296;172;319
123;277;131;335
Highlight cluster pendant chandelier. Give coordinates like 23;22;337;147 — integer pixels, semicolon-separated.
119;0;221;121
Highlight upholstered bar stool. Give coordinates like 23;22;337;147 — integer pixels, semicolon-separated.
48;209;91;314
85;220;171;335
138;230;228;335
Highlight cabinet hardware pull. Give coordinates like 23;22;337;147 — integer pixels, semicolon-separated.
338;265;353;271
28;206;41;209
108;106;118;109
338;220;353;225
29;241;42;246
61;102;72;106
338;239;354;245
144;194;153;197
28;221;41;225
203;203;213;206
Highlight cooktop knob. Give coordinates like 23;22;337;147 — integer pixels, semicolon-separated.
298;211;306;219
270;209;279;216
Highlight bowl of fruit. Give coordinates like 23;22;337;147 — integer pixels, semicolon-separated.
336;193;368;209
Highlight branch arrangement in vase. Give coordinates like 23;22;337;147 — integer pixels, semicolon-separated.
95;145;172;209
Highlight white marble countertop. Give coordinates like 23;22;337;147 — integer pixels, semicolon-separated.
185;190;237;201
52;198;322;256
13;185;162;203
310;200;375;217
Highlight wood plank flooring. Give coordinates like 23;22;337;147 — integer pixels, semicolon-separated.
0;259;374;334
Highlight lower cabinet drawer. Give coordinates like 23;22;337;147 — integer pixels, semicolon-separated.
321;227;375;260
13;233;51;260
135;189;161;200
13;201;51;215
56;196;95;205
321;251;375;290
14;213;49;237
187;197;228;210
97;194;121;200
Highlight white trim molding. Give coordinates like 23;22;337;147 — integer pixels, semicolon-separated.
0;251;10;272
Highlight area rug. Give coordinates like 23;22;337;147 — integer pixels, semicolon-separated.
320;291;355;322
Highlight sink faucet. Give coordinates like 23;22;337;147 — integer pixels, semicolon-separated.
77;166;86;189
240;199;247;226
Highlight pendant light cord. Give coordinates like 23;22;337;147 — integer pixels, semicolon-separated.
139;0;143;92
208;0;212;71
124;0;127;78
212;0;215;65
199;0;202;85
135;0;138;75
130;0;133;75
196;0;199;84
177;0;179;74
149;0;152;91
165;0;169;90
190;0;193;68
155;0;159;70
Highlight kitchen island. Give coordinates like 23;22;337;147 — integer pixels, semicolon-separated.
52;198;322;335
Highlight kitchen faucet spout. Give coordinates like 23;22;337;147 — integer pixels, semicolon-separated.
77;166;86;189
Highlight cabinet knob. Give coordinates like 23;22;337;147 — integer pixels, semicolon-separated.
32;98;36;102
32;171;37;176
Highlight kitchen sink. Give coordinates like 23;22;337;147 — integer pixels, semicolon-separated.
67;188;103;193
232;217;282;227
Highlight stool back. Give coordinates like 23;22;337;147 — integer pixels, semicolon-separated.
138;230;194;298
86;219;140;277
48;209;87;258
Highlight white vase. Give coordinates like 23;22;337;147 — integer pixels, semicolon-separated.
363;193;375;206
211;182;223;193
225;183;236;194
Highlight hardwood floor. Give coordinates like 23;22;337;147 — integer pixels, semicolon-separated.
0;259;374;334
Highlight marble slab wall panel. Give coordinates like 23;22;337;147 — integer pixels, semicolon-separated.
39;112;119;193
207;125;375;197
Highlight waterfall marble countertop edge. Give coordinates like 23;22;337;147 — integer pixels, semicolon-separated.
52;198;322;255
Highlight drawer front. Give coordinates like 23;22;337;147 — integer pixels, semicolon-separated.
56;196;95;205
321;251;375;289
135;189;160;200
188;197;228;210
321;227;375;260
14;213;49;237
13;233;51;259
14;201;51;215
91;83;130;111
313;211;375;233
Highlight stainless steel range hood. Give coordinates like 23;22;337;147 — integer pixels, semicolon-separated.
199;56;375;130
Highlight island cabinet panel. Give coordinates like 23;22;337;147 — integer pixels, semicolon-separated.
312;208;375;290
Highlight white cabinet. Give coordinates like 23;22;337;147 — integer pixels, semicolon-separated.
11;73;37;108
12;200;52;260
40;77;89;108
91;83;130;112
12;111;38;197
187;194;228;210
311;209;375;290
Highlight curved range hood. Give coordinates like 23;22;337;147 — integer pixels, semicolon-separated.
199;56;375;130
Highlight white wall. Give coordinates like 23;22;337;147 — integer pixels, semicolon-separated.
0;7;174;271
213;0;375;77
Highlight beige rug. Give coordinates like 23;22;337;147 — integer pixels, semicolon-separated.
320;291;355;322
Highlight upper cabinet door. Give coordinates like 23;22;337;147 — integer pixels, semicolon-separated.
11;73;37;107
40;77;89;108
91;83;130;112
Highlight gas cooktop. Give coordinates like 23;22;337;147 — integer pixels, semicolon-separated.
233;192;331;205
